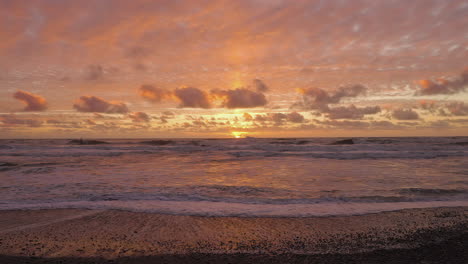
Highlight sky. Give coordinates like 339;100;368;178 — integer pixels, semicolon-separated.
0;0;467;138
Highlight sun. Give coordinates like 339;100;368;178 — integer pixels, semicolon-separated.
231;131;248;138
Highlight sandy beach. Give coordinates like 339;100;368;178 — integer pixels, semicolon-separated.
0;207;467;263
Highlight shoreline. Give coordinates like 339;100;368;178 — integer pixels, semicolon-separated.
0;207;467;263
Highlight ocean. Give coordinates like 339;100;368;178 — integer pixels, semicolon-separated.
1;137;467;217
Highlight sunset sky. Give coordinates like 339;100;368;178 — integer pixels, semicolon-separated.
1;0;467;138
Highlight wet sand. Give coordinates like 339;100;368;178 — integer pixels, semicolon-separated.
0;207;467;263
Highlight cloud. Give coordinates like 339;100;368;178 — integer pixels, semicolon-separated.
85;119;96;125
0;115;42;127
129;112;151;122
125;46;151;58
249;112;305;124
295;84;367;110
316;119;370;129
429;120;450;128
174;87;212;108
326;105;381;119
270;113;288;124
212;88;267;108
287;112;305;123
139;85;171;103
138;83;268;109
84;64;104;81
162;111;175;116
416;68;468;95
253;79;269;92
418;100;468;117
446;101;468;116
133;63;147;72
243;112;253;121
419;100;438;111
293;85;378;120
46;119;62;124
73;96;129;114
13;90;48;111
140;85;211;108
315;119;401;130
392;108;420;120
254;114;268;122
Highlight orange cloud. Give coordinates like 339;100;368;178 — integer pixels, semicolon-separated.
139;85;172;103
73;96;129;114
243;112;253;121
416;68;468;95
13;90;48;111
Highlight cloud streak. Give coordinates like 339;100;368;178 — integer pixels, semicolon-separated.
0;115;43;127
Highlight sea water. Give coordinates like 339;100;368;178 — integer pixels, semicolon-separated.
1;137;467;217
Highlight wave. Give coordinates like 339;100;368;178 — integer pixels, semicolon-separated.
398;188;468;195
1;200;467;217
3;184;466;205
0;162;18;172
226;150;467;159
0;137;466;160
0;149;466;160
269;140;310;145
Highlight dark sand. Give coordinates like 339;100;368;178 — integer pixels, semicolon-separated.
0;207;467;263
